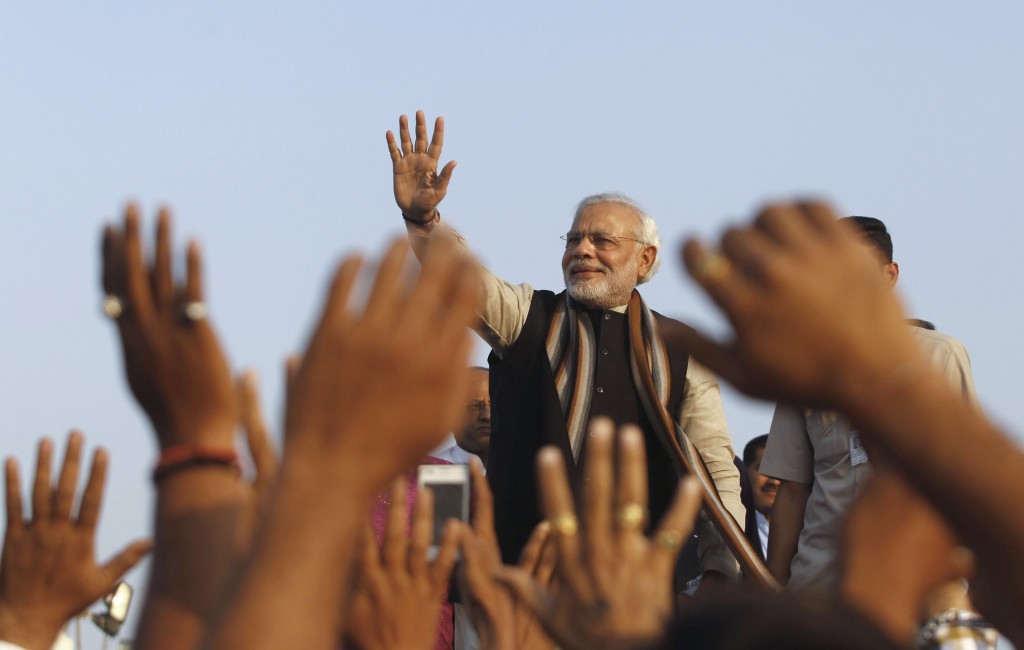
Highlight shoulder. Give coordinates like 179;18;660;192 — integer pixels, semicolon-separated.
909;326;972;365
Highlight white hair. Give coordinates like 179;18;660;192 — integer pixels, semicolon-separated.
573;192;661;283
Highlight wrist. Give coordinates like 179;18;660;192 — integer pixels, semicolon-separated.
0;605;62;650
402;209;439;227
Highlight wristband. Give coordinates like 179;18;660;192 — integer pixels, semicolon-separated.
917;608;997;649
153;445;240;483
402;209;439;226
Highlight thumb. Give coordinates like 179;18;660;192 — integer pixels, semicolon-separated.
435;160;457;194
100;538;153;583
662;325;748;394
493;566;547;616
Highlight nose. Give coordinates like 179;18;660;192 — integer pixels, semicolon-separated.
479;402;491;421
571;235;597;257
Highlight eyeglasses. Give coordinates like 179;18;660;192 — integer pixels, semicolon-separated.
466;400;491;415
561;231;644;251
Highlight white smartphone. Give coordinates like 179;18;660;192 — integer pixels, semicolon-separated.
417;463;470;559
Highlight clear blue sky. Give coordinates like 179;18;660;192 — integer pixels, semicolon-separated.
2;1;1022;641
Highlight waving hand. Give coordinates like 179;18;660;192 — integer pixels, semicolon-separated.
387;110;457;222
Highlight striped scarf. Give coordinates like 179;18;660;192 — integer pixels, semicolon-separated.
545;290;670;460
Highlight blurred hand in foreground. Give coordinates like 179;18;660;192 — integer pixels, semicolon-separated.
345;478;459;650
101;205;235;448
676;201;918;409
206;236;482;650
457;458;555;650
0;433;151;650
498;419;703;650
283;235;481;492
841;467;971;646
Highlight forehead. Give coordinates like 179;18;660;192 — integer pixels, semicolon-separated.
570;202;642;235
469;369;489;397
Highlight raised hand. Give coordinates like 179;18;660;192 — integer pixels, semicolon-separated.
497;419;703;650
205;236;482;650
234;369;279;544
344;478;460;650
283;235;481;491
101;204;235;448
387;110;457;222
674;201;918;410
457;459;555;650
0;433;151;650
840;468;972;646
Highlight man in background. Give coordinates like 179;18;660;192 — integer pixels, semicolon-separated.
761;216;978;592
742;434;779;562
433;367;491;468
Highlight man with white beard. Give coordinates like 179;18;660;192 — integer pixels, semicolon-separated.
389;111;743;583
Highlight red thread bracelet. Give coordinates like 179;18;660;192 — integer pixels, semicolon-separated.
153;445;240;483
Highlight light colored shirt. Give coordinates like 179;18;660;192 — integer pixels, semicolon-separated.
761;326;978;592
431;443;481;468
756;510;770;559
408;217;744;576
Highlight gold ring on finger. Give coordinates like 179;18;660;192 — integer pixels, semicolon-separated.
102;295;124;319
694;252;732;284
549;513;579;537
615;503;648;531
182;301;208;324
655;531;684;551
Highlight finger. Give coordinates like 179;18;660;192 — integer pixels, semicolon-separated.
534;532;558;588
581;418;614;570
382;477;408;569
659;326;749;394
31;438;54;522
359;524;386;591
386;130;402;164
651;477;703;565
401;236;462;332
796;199;841;233
284;355;302;398
615;425;649;521
414;109;428;153
536;446;588;594
493;567;553;624
150;207;175;312
426;115;445;160
101;224;127;299
719;226;779;284
309;255;363;345
421;250;482;353
122;204;155;323
77;448;109;530
5;458;23;533
184;239;205;303
755;202;816;250
100;538;154;584
237;370;278;495
53;431;83;522
453;522;485;586
468;457;495;542
398;114;413;157
430;519;461;589
409;486;433;577
434;160;457;196
681;238;756;316
518;520;552;573
363;238;411;324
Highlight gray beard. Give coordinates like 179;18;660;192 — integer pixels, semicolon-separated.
565;279;632;309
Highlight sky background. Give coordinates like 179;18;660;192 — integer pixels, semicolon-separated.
2;1;1023;644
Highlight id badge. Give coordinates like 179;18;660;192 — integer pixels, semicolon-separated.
850;431;869;467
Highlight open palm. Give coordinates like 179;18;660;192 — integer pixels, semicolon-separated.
387;110;457;221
